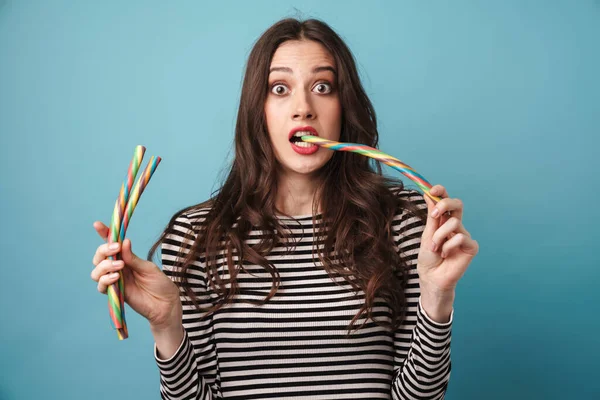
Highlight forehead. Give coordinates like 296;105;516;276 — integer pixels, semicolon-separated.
270;40;335;69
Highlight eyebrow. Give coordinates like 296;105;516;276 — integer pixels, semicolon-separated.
269;66;337;75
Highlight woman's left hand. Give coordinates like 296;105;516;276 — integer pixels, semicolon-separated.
417;184;479;293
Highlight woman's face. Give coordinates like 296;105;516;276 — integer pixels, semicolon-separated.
264;39;342;180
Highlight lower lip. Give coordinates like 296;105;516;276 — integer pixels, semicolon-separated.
290;140;319;155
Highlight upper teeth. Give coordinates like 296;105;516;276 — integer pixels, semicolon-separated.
293;131;315;137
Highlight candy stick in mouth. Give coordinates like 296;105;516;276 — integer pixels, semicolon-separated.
299;136;442;203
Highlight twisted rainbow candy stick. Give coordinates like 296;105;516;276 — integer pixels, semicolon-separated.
300;136;442;203
108;146;145;250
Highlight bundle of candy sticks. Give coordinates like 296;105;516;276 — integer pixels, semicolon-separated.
106;145;161;340
300;136;442;203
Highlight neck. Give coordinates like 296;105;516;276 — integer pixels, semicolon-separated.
275;171;321;216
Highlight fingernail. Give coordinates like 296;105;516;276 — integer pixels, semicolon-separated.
109;243;119;250
112;261;122;268
110;272;119;278
431;242;437;252
431;208;439;218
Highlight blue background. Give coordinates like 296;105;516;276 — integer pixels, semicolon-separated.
1;1;598;399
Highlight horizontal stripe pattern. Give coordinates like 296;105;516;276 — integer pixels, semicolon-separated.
155;189;452;399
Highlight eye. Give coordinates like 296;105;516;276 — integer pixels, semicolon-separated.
271;84;289;96
313;82;332;94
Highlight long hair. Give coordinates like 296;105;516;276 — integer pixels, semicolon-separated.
148;18;427;332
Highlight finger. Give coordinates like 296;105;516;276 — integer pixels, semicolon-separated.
92;241;121;266
428;184;452;219
431;197;464;221
431;217;470;252
120;238;153;273
93;221;110;241
91;259;124;282
440;233;479;258
97;271;122;294
422;192;441;244
430;184;448;200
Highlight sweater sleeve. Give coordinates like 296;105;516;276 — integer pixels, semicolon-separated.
390;189;453;399
154;212;221;399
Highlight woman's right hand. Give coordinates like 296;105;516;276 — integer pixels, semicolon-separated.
90;221;182;331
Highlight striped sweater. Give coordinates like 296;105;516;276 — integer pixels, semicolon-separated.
155;189;453;399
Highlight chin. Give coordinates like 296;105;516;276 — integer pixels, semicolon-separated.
285;157;329;175
281;161;324;177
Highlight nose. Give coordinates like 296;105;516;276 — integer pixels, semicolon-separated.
292;90;314;120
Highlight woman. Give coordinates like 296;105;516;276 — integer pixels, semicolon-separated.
91;18;478;399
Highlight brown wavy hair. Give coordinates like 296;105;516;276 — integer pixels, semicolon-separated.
147;18;427;332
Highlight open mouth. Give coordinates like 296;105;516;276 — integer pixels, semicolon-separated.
289;132;317;145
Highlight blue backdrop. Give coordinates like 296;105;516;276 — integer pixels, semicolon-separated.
1;1;598;399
